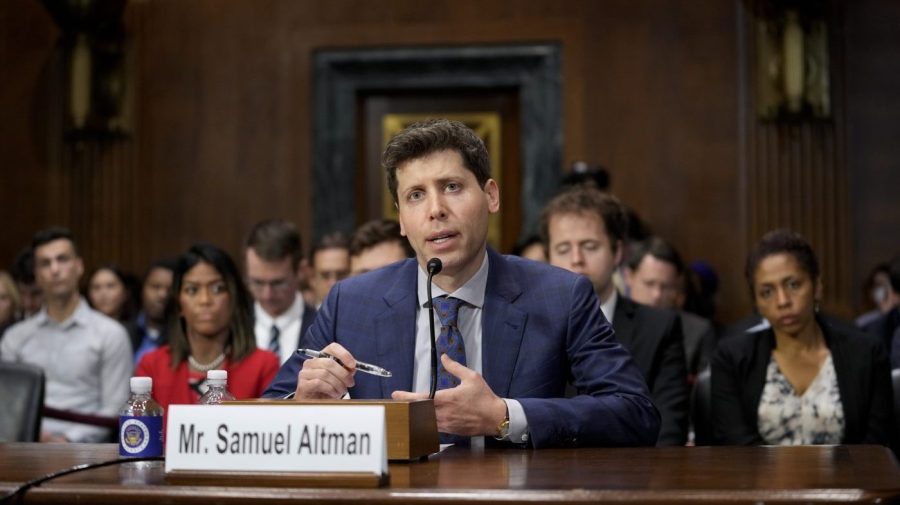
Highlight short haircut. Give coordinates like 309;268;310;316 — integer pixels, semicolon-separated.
627;236;685;274
11;247;35;285
245;219;303;267
32;226;79;256
166;243;256;368
539;186;628;252
349;219;414;257
744;229;819;297
142;257;178;285
383;118;491;204
309;231;350;268
511;235;543;257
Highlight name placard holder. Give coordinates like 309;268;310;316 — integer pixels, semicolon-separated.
231;399;439;461
165;404;390;488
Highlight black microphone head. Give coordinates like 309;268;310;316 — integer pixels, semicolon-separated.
426;258;443;275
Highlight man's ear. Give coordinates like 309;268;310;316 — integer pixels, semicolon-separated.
484;179;500;214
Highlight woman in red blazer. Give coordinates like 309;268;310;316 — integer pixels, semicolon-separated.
136;243;278;411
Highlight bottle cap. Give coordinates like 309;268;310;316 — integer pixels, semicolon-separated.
131;376;152;393
207;370;228;381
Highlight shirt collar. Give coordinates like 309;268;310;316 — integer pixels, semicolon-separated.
254;294;304;329
37;297;92;329
600;289;618;325
416;251;490;309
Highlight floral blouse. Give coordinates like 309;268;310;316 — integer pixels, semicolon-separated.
757;354;845;445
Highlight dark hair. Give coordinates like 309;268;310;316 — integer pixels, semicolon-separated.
626;236;685;274
383;119;491;204
562;161;610;190
309;232;349;267
539;187;628;253
11;247;36;285
166;243;256;369
244;219;303;268
32;226;79;256
744;229;819;297
87;264;140;323
349;219;414;257
511;235;543;257
142;256;177;285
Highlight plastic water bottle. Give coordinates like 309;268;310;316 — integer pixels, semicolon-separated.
198;370;236;404
118;377;164;461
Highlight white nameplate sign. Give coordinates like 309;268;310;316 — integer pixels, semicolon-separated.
165;405;387;476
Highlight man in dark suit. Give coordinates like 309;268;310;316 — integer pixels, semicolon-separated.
245;219;316;365
541;187;689;446
264;119;659;448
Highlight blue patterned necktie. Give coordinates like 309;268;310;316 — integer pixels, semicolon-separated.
268;324;281;357
433;296;467;389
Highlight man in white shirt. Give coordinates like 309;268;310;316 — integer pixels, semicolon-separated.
244;219;316;364
1;227;132;442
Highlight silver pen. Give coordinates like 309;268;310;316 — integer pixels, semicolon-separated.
297;348;393;378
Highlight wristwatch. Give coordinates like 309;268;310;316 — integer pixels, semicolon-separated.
495;404;510;440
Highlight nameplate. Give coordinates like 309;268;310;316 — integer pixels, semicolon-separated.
165;405;387;476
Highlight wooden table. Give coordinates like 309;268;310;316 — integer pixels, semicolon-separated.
1;443;898;504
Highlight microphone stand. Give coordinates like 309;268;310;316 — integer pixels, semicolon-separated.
426;258;442;399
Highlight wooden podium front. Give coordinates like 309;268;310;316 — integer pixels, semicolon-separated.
229;398;439;461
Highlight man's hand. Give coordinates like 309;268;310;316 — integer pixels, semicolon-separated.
392;353;507;436
293;343;356;399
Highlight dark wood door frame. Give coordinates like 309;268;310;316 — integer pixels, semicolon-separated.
312;44;562;243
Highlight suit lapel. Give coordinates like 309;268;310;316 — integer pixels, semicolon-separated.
374;260;419;398
613;297;636;349
481;249;526;398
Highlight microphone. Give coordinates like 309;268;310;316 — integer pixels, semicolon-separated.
426;258;442;399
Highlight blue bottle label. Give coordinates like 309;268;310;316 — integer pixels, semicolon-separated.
119;415;164;457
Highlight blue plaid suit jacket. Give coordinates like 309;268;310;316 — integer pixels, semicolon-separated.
263;248;660;448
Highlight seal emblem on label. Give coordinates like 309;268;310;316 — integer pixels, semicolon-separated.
121;419;150;454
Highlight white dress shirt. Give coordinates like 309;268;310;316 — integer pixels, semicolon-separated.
254;295;306;364
413;252;529;444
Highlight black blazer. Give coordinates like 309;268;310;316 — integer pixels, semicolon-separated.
614;296;689;446
711;315;894;446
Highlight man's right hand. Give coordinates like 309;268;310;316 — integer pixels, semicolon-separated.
293;343;357;399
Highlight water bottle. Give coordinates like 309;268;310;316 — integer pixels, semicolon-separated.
119;377;164;460
198;370;236;404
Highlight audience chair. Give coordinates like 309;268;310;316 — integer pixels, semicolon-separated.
0;362;45;442
691;367;713;446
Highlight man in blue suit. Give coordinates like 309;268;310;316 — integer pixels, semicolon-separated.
264;119;659;448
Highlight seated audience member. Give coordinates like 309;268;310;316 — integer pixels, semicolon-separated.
127;258;176;365
511;235;546;263
1;227;132;442
712;229;893;446
624;237;715;376
136;243;279;411
0;271;22;338
860;255;900;369
244;219;316;365
309;232;350;308
11;247;43;318
87;264;139;324
855;263;897;328
542;187;688;446
265;119;659;448
349;218;414;276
